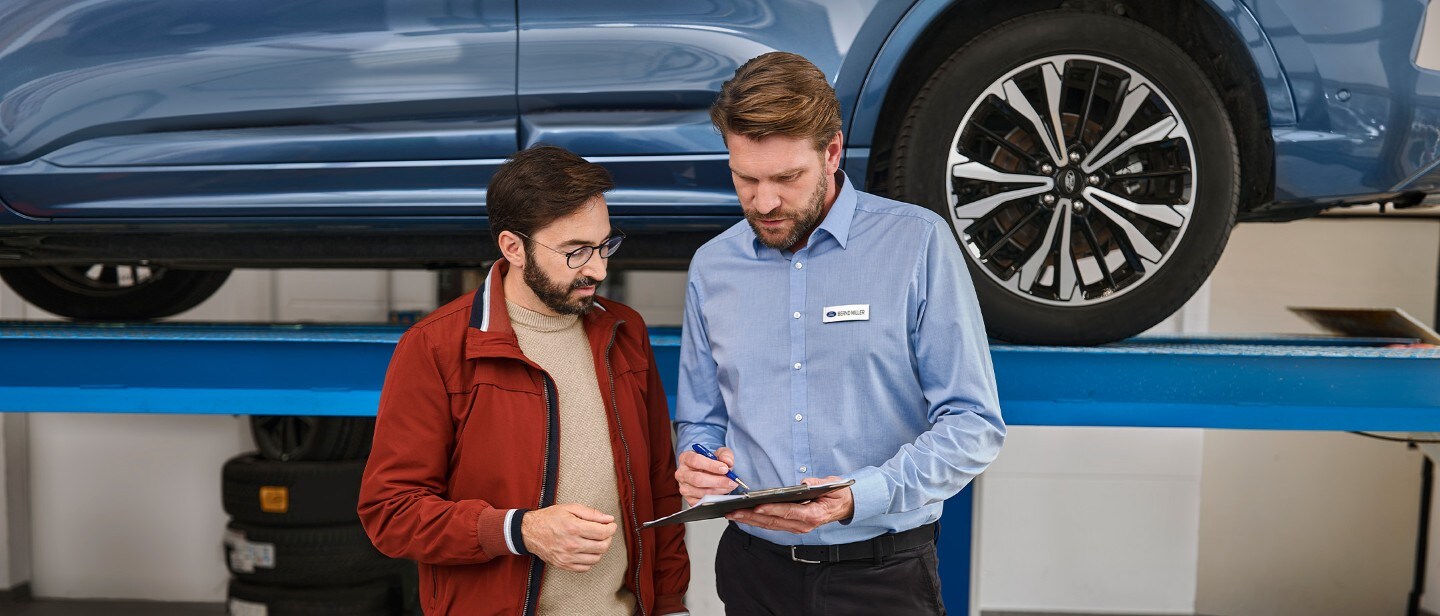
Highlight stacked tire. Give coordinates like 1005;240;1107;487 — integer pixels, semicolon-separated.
222;416;417;615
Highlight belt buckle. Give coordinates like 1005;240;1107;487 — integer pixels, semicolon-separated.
790;546;822;564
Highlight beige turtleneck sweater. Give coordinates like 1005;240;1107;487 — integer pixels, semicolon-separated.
506;300;635;616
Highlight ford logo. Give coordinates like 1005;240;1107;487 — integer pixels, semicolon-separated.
826;311;837;318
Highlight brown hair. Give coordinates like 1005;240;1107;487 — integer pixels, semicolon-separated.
487;145;614;245
710;51;842;151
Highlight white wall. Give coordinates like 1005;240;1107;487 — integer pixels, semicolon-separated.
979;427;1203;614
1197;218;1439;616
976;294;1210;614
2;216;1434;609
1;269;436;601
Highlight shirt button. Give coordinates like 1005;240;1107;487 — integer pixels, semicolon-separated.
794;414;803;421
793;311;801;319
799;466;808;473
794;262;804;270
793;362;802;370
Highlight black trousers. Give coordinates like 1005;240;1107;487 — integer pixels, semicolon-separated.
714;523;946;616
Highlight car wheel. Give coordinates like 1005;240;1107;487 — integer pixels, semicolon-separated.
887;11;1239;345
0;265;230;320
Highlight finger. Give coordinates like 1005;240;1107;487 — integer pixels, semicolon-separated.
571;538;610;555
731;509;814;533
677;468;738;491
567;505;615;525
716;447;737;467
572;520;619;541
680;451;731;475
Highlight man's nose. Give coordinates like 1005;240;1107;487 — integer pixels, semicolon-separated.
752;183;783;216
580;251;608;283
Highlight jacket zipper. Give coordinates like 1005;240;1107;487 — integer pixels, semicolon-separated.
521;376;559;616
604;320;647;616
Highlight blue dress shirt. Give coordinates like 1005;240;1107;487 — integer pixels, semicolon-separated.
675;172;1006;546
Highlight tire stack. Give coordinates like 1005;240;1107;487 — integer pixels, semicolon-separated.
222;416;418;616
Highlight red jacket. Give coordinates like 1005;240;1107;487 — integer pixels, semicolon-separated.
359;262;689;615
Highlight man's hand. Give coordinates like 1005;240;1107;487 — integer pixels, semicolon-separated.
675;446;739;506
726;476;853;533
520;504;617;572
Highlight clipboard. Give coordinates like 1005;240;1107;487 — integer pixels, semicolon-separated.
1288;306;1440;344
641;479;855;529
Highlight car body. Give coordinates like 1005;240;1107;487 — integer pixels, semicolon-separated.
1;0;1437;342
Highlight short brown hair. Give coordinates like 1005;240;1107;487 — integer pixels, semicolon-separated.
710;52;842;151
487;145;614;245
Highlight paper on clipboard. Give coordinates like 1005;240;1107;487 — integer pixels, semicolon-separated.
641;479;855;529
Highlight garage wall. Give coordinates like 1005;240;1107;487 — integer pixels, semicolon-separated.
976;293;1210;614
1;217;1434;610
0;269;437;601
1197;218;1439;616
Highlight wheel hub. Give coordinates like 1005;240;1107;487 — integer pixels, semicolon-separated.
946;53;1196;307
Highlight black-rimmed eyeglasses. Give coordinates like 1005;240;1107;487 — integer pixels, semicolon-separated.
514;229;625;269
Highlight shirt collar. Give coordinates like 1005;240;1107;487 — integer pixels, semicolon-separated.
747;170;858;258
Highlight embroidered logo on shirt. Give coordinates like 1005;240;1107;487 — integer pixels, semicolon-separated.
822;304;870;323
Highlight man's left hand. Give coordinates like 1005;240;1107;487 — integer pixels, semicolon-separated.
725;476;853;533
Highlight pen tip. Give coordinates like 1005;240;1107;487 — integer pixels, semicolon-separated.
735;479;750;490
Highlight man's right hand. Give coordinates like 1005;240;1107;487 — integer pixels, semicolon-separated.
520;504;617;572
675;446;739;506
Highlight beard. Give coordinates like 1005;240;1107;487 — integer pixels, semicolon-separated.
522;250;601;316
745;171;828;251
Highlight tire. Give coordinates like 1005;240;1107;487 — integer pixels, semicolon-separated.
224;521;399;587
0;265;230;320
227;580;396;616
222;454;365;526
251;416;374;462
886;11;1239;345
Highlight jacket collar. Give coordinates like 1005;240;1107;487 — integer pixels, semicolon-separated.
464;261;620;360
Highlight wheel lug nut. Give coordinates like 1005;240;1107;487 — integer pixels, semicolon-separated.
1088;174;1101;186
1041;194;1057;205
1068;151;1082;163
1039;163;1054;175
1071;201;1085;213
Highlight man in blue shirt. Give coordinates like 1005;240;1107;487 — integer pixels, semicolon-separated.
673;52;1006;614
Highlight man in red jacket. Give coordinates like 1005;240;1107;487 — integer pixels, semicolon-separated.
359;145;690;616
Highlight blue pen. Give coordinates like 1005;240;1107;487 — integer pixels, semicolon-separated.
691;443;750;491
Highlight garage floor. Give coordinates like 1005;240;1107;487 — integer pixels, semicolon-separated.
0;599;222;615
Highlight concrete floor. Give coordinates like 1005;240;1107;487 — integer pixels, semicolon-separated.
0;599;223;616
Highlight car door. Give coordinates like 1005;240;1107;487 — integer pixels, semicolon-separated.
0;0;516;219
514;0;908;221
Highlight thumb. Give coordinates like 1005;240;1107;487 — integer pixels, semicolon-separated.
566;505;615;524
801;475;842;486
716;447;736;466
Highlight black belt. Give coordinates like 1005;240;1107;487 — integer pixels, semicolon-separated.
734;522;937;564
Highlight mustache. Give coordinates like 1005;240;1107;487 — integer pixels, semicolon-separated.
571;277;600;290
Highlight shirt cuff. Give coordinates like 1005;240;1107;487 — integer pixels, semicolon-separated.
503;509;531;556
841;466;888;525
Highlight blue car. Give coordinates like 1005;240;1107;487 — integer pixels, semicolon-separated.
1;0;1436;344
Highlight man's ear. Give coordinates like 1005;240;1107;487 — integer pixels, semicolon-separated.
497;230;526;269
824;131;843;174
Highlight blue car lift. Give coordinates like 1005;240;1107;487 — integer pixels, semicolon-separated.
2;321;1439;613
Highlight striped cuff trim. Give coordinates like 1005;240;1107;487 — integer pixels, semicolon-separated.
503;509;530;556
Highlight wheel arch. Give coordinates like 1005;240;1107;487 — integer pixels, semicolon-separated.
851;0;1283;213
